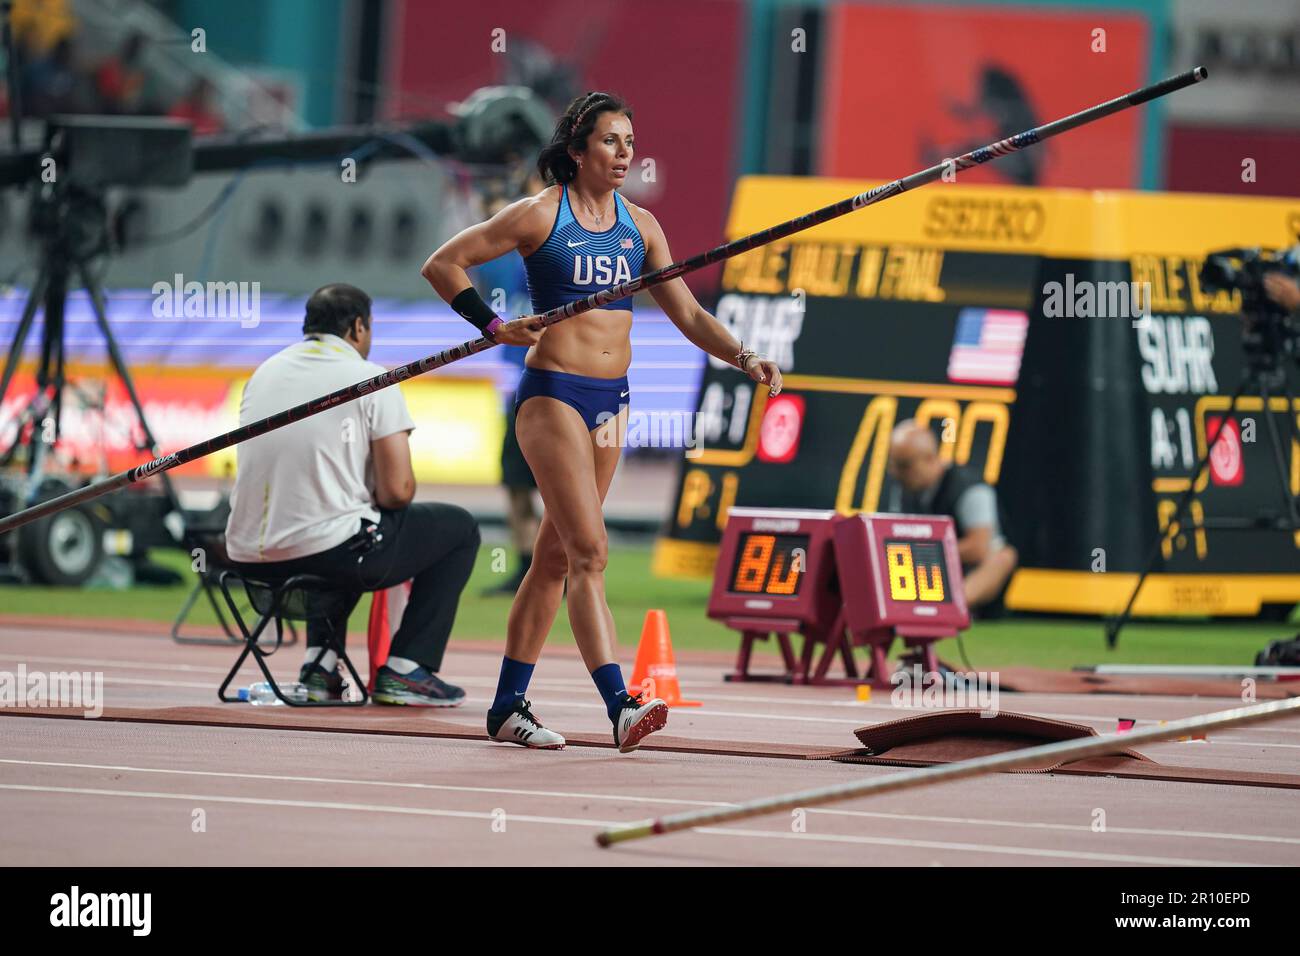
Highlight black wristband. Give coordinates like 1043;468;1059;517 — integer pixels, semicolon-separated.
450;287;500;332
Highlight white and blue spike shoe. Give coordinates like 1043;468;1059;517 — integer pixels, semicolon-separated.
613;693;669;753
488;698;566;750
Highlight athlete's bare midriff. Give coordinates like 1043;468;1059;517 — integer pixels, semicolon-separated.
524;309;633;378
517;185;639;380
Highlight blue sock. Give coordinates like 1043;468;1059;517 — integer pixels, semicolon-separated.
489;656;535;716
591;663;628;721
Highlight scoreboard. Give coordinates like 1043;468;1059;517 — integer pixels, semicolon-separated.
835;513;969;681
706;508;967;685
706;508;843;683
833;514;968;631
657;177;1300;617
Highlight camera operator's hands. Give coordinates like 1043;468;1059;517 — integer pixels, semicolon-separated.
1264;273;1300;312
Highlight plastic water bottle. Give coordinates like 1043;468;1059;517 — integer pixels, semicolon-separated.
244;682;309;705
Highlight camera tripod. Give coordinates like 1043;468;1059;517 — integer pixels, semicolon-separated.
1106;319;1300;647
0;178;183;526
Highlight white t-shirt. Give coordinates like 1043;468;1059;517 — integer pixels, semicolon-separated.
225;334;416;562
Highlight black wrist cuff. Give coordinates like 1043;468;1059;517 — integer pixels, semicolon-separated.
450;287;499;332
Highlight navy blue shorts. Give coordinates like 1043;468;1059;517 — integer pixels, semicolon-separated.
514;367;630;432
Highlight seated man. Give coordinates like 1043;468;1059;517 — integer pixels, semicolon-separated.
885;419;1018;612
224;283;478;705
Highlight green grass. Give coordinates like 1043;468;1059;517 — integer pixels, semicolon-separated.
0;546;1289;671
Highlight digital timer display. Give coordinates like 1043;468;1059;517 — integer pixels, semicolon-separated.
883;539;952;603
833;513;970;637
727;532;810;596
707;509;845;684
707;509;968;686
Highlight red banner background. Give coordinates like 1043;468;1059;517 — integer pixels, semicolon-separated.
819;4;1149;189
384;0;746;293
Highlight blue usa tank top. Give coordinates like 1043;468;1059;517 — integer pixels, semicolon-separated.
524;185;646;313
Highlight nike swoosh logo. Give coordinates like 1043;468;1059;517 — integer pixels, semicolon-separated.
567;240;587;248
620;391;629;398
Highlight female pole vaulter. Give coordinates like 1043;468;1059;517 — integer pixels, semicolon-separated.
422;92;783;751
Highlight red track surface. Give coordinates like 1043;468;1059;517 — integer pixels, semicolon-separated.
2;619;1299;866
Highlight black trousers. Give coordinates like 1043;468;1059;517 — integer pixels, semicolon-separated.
233;502;480;672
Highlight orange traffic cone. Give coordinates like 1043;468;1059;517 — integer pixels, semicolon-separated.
627;609;701;707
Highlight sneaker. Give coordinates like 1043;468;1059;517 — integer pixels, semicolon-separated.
613;692;668;753
371;665;466;707
298;661;347;702
487;698;566;749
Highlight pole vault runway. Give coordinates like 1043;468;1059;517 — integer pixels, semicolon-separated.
2;620;1298;866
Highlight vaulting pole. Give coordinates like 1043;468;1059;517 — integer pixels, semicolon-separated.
596;691;1298;847
0;67;1208;536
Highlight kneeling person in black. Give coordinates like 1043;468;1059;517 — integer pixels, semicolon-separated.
886;419;1018;613
224;284;479;705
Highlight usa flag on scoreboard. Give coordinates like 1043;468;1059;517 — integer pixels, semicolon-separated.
946;307;1029;386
